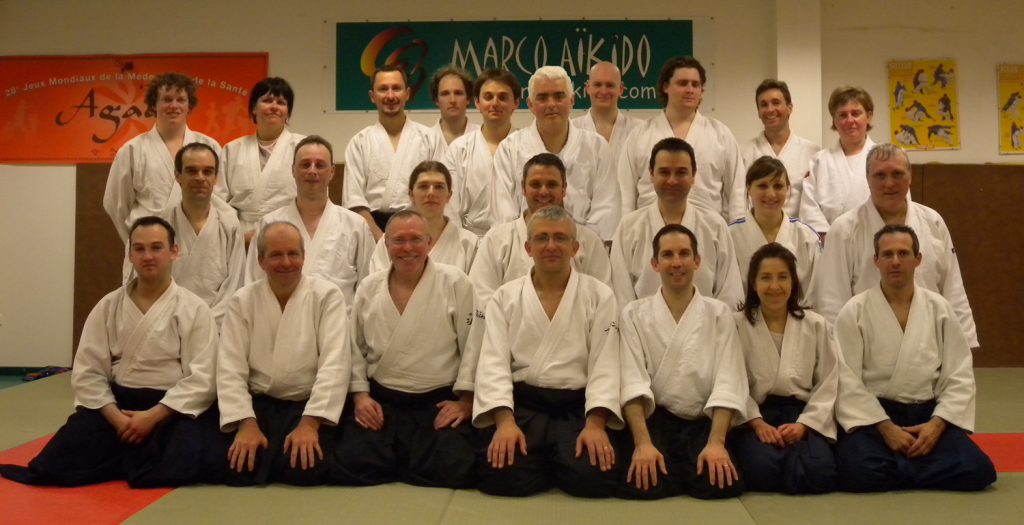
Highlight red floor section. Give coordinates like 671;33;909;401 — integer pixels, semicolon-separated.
971;433;1024;473
0;435;172;525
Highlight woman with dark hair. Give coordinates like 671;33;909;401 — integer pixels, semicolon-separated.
218;77;306;245
729;243;840;494
729;156;821;308
368;161;479;274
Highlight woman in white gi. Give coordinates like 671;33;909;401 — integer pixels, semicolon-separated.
729;243;840;494
729;157;821;308
218;77;305;245
799;86;876;237
369;161;478;274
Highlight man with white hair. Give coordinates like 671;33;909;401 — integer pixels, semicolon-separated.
572;62;641;172
815;143;977;348
490;66;620;240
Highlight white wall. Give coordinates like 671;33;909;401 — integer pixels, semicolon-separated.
0;0;776;365
822;0;1024;163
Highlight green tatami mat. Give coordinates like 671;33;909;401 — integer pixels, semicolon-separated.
122;483;455;525
0;373;73;451
439;489;756;525
974;368;1024;433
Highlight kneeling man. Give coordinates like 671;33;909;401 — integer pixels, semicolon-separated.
1;217;218;487
332;210;482;488
217;221;351;486
834;224;995;492
618;225;748;500
473;206;623;498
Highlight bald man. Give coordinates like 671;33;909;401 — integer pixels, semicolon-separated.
572;62;641;183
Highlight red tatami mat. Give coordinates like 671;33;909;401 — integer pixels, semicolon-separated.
0;435;172;525
971;433;1024;472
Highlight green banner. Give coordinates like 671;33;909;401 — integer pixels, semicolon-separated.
336;20;693;111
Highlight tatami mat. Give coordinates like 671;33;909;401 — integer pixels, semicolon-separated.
0;373;74;451
974;369;1024;433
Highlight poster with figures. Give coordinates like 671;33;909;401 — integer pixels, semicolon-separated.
888;60;959;151
997;64;1024;155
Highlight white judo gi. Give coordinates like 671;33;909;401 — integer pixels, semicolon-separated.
350;259;481;394
216;275;351;431
728;214;822;307
342;119;446;214
243;201;375;308
472;269;623;429
490;121;620;240
834;286;975;433
217;129;307;232
620;289;749;421
443;127;518;236
369;218;479;275
468;216;611;308
73;279;218;417
432;119;480;152
733;310;839;440
739;133;820;219
571;110;642;167
123;201;246;325
610;203;744;311
104;127;224;243
816;199;977;348
617;112;746;222
798;138;875;234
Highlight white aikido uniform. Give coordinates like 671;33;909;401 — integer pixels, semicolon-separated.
217;275;351;432
368;218;479;274
739;132;821;218
104;127;224;243
444;127;518;236
342;118;446;214
432;118;480;151
243;201;375;309
124;200;246;325
473;269;623;428
799;137;875;234
733;310;839;440
468;216;611;308
728;213;822;307
571;109;642;167
490;121;620;240
610;203;744;311
617;111;746;222
0;279;220;488
217;129;306;233
816;199;977;348
832;286;994;492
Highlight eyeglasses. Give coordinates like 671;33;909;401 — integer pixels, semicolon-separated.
386;236;428;247
530;233;574;246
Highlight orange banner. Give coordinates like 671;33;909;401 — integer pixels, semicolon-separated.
0;53;268;164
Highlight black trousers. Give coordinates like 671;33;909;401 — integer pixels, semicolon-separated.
330;380;476;488
476;383;620;498
370;210;394;232
213;395;339;487
0;383;219;488
834;398;996;492
615;406;745;500
729;395;837;494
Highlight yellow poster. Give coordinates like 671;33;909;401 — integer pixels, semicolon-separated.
997;64;1024;155
888;60;959;151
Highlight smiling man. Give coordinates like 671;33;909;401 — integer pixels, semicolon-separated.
344;65;446;240
814;143;977;348
611;137;743;312
104;72;224;244
124;143;245;326
572;62;641;168
739;80;821;218
469;153;610;308
332;210;483;488
490;66;620;240
429;65;480;148
217;221;351;486
833;225;995;492
244;136;374;312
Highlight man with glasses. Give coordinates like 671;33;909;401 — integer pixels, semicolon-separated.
243;135;375;311
332;210;482;488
